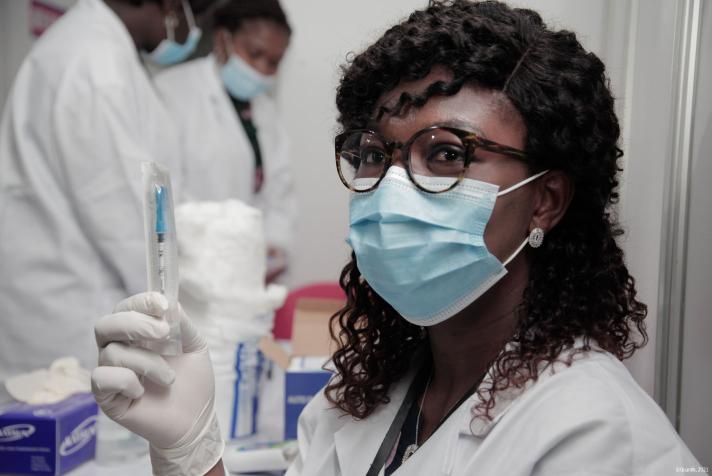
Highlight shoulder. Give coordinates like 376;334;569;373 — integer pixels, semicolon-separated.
298;388;350;437
155;57;215;94
28;5;137;92
518;349;672;440
154;57;218;117
528;350;663;426
496;348;699;474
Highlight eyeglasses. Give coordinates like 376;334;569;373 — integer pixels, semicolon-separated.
335;125;528;193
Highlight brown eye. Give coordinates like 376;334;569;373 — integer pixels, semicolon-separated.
426;145;465;164
361;147;387;165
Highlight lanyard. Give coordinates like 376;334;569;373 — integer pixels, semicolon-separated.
366;364;486;476
366;365;430;476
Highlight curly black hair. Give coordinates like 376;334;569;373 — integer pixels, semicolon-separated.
326;0;648;420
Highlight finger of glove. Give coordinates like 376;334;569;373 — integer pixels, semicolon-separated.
114;292;168;317
92;366;145;406
95;310;170;348
99;342;175;386
177;302;208;353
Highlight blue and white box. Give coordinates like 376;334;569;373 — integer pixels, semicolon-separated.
267;298;342;441
284;357;331;440
259;298;342;441
0;393;98;475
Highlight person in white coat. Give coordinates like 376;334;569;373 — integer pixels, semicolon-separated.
0;0;213;382
90;1;703;475
155;0;294;283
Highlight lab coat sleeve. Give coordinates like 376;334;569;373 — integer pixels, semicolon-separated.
51;78;151;297
260;115;295;253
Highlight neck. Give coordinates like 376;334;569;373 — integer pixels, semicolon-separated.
103;0;157;50
426;251;529;397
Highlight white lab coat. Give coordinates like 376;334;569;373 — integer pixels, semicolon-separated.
154;56;295;250
287;342;701;476
0;0;180;381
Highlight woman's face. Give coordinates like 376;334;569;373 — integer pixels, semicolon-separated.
372;68;538;262
224;19;290;76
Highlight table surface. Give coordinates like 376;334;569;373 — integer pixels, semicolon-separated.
68;447;285;476
70;456;153;476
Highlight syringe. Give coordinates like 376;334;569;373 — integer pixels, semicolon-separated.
141;162;181;355
155;185;167;294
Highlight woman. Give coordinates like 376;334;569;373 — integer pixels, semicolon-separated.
156;0;294;282
91;1;700;475
0;0;208;382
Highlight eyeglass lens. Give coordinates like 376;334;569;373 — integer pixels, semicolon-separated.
338;128;468;192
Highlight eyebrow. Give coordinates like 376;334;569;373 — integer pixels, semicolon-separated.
364;119;488;138
437;119;486;136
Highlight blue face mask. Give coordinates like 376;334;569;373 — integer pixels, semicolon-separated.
219;52;276;101
146;0;201;66
347;166;548;326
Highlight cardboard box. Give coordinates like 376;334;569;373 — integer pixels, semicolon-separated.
260;298;343;440
0;392;98;475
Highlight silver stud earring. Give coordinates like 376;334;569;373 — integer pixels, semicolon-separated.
528;227;545;248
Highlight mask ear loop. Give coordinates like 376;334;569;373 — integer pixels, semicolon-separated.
166;1;196;44
164;11;178;42
181;0;196;29
498;169;549;266
497;169;549;197
502;237;529;267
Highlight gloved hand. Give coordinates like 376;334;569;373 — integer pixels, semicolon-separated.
91;292;224;476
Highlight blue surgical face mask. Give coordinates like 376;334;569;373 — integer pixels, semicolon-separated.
219;50;276;101
146;0;201;66
347;166;548;326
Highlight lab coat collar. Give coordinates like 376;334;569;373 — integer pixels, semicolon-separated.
461;370;535;438
460;336;595;438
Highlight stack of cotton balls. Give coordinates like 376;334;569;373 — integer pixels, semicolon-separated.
175;200;287;345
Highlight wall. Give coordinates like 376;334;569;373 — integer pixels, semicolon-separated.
616;0;681;398
679;0;712;465
0;1;33;108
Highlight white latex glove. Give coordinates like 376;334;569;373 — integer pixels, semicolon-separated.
91;292;224;476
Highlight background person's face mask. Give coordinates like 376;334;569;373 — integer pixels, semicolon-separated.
219;38;276;101
147;0;201;66
347;166;548;326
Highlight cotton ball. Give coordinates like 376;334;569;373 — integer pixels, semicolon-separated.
175;200;267;303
